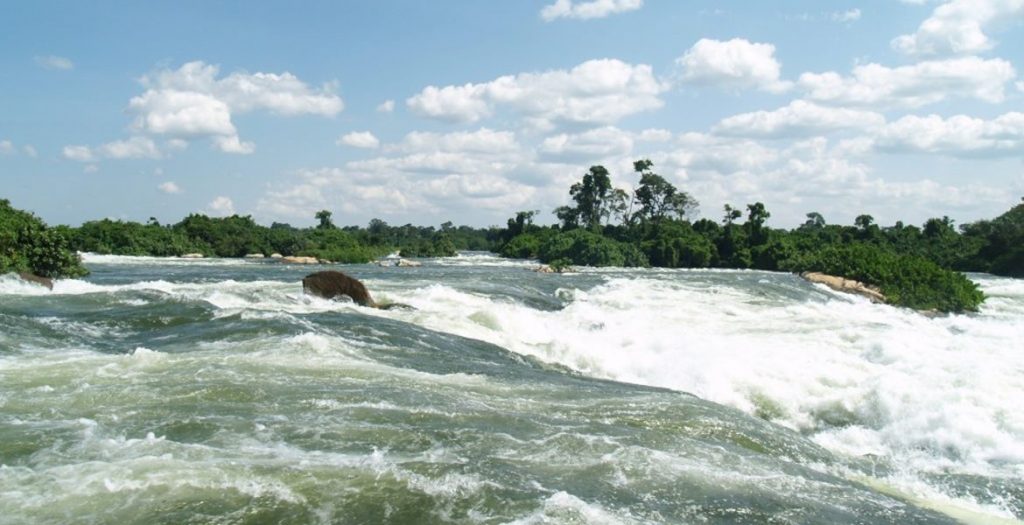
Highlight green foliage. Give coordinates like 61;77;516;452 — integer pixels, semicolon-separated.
0;199;87;278
537;229;648;268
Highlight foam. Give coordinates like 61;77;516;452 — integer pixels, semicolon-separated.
391;271;1024;518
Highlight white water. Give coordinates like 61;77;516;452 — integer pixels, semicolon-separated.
4;258;1022;520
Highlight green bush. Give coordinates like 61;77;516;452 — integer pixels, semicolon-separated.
538;229;648;268
0;199;87;278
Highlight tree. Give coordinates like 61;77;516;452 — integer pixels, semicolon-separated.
631;160;697;223
566;165;614;231
315;210;334;230
745;202;771;245
802;212;825;229
855;214;875;231
723;205;742;225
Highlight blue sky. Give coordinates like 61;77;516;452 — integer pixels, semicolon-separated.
2;0;1022;228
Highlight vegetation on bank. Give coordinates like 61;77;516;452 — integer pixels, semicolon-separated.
65;210;496;263
1;199;87;278
494;161;1022;313
3;157;1022;312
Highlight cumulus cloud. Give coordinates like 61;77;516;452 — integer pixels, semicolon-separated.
127;61;342;154
874;112;1024;156
892;0;1024;56
0;140;14;155
377;100;395;113
798;56;1016;108
207;196;235;216
540;0;643;21
337;131;380;149
713;100;885;138
407;58;666;126
23;145;37;158
158;181;182;194
676;38;792;93
34;55;73;70
258;128;547;224
538;126;637;162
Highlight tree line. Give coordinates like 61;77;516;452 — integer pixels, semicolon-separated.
494;161;1024;313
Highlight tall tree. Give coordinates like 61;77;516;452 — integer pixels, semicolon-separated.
315;210;334;230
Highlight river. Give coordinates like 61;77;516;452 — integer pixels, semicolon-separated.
1;253;1021;524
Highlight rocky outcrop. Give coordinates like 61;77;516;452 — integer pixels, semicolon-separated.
282;256;320;264
17;272;53;290
801;272;887;304
244;253;265;259
534;265;556;273
270;253;284;259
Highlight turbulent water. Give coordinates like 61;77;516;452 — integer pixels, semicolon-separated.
1;253;1022;524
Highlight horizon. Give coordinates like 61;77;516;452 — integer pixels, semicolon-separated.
2;1;1023;229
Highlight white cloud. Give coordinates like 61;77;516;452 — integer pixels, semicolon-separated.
98;136;161;159
676;38;792;93
0;140;13;155
34;55;73;71
83;165;99;174
62;137;163;161
207;196;235;216
62;145;95;162
874;112;1024;156
126;61;342;153
1017;81;1024;92
798;56;1016;108
158;181;182;194
637;128;673;142
540;0;643;21
338;131;380;149
892;0;1024;56
407;58;666;126
831;8;862;22
258;128;545;224
377;100;395;113
713;100;885;138
539;127;633;161
394;128;519;154
23;145;37;158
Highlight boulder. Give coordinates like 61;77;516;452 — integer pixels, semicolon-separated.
17;272;53;290
396;259;421;267
302;270;376;307
281;256;320;264
270;253;284;259
534;265;556;273
801;272;886;304
181;253;204;259
244;253;265;259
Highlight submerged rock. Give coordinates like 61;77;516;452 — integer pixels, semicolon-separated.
16;272;53;290
282;256;316;264
801;272;886;304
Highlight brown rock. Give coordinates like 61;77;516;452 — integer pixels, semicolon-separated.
282;256;320;264
302;270;377;307
17;272;53;290
801;272;887;304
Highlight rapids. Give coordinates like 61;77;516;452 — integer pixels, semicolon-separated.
0;253;1021;524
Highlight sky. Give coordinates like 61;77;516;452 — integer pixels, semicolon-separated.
1;0;1023;229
